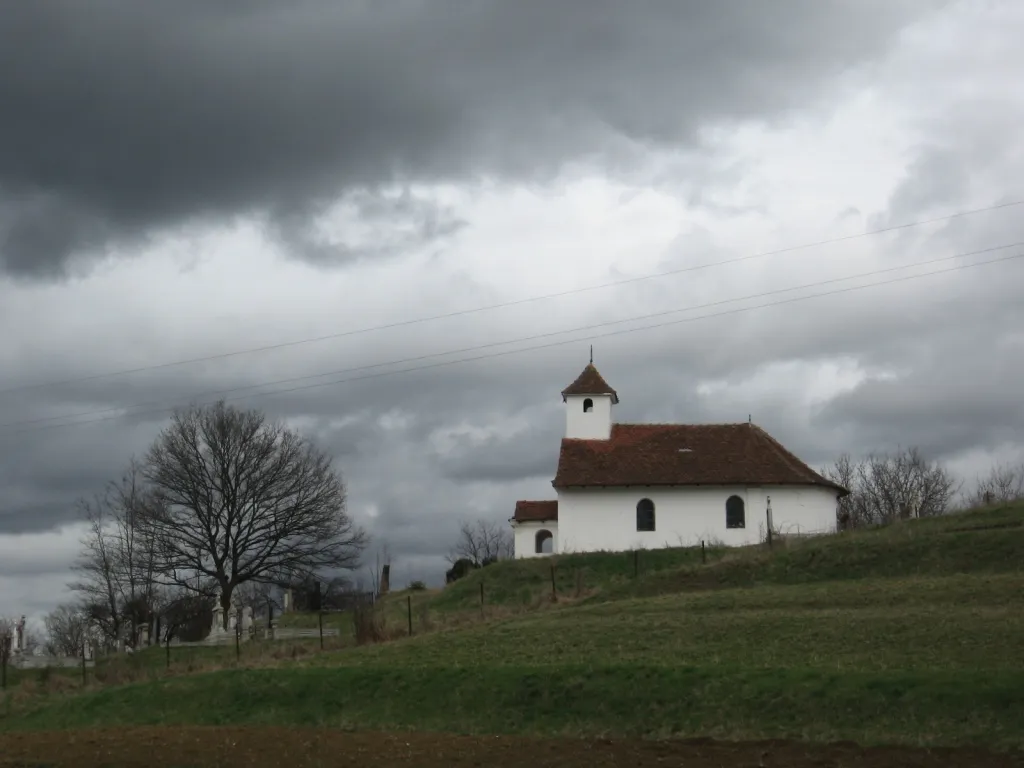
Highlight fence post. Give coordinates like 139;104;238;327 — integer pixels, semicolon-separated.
165;635;171;670
550;563;557;602
235;622;241;661
407;595;413;637
701;540;706;564
766;496;774;548
81;640;87;687
1;635;8;690
316;581;325;650
575;568;582;598
633;549;639;578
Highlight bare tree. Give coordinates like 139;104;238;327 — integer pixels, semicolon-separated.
68;460;163;648
448;518;513;566
967;462;1024;507
822;453;857;529
823;447;960;529
140;401;368;630
43;604;91;657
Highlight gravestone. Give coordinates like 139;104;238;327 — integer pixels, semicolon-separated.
208;601;253;642
14;616;25;654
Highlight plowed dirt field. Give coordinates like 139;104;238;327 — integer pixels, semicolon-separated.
1;727;1022;768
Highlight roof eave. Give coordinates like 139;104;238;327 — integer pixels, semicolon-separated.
553;480;853;493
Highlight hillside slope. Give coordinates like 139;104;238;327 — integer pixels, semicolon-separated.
414;500;1024;613
3;502;1023;749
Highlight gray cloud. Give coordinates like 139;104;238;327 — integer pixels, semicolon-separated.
816;333;1024;458
0;0;939;278
2;0;1022;611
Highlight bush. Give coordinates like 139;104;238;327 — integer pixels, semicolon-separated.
407;580;427;591
444;558;479;584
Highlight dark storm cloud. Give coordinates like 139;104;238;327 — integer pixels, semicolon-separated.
0;502;80;536
0;0;940;277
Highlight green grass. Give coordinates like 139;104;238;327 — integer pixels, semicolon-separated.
4;502;1024;750
430;541;729;613
5;664;1024;748
319;572;1024;673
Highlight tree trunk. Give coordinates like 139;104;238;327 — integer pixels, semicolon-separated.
220;587;233;631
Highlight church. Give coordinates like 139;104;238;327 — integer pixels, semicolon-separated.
510;361;848;558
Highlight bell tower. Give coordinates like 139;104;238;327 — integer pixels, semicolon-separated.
561;351;618;440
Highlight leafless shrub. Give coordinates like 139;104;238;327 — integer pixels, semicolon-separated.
967;462;1024;507
43;604;91;657
447;518;513;566
823;447;960;529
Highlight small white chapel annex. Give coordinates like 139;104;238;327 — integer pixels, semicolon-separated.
510;361;848;558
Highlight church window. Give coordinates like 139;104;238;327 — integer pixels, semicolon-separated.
535;529;554;554
636;498;655;531
726;495;746;529
583;398;593;412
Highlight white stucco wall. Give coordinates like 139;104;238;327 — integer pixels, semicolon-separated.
555;485;839;553
564;394;613;440
512;519;559;558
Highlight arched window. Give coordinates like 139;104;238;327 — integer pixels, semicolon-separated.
636;498;655;532
535;529;554;554
583;398;594;412
726;495;745;529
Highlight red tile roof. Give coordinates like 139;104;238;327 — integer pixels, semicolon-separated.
552;423;848;495
513;500;558;522
561;364;619;404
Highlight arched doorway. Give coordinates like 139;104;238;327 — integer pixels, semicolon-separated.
535;529;554;554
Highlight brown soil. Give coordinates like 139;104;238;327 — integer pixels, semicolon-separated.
1;727;1022;768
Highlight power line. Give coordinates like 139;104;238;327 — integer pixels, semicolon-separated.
4;246;1021;437
1;198;1020;398
5;240;1019;430
6;241;1016;430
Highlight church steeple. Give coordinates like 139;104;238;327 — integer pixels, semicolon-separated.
561;362;619;404
561;355;617;439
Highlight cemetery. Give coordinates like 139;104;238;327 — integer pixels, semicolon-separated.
0;582;380;682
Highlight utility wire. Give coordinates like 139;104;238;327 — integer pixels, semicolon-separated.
3;240;1018;431
4;246;1021;437
1;198;1020;397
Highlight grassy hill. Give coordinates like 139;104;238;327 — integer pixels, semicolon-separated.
3;501;1024;750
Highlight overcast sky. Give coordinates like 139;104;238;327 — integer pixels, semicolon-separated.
2;0;1023;625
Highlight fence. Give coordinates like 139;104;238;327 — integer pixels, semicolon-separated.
268;627;340;641
169;626;341;647
9;654;95;670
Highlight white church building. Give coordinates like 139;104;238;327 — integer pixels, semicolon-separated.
510;362;848;557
